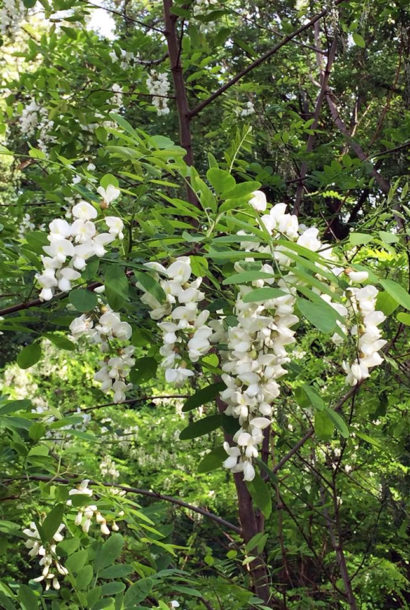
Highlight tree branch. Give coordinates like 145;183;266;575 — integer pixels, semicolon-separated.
4;474;241;534
163;0;198;208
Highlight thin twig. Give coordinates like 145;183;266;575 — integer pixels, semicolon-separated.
4;474;241;534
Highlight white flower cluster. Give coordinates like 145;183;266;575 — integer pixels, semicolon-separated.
18;213;35;239
100;455;120;479
239;101;255;117
146;70;170;116
69;305;135;403
343;285;386;385
68;480;120;536
0;0;25;37
140;190;385;482
35;190;122;301
109;48;133;70
19;100;56;153
24;480;122;589
23;522;68;591
111;83;123;108
220;280;299;481
139;257;212;386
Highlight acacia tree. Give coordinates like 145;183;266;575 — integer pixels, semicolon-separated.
0;0;409;608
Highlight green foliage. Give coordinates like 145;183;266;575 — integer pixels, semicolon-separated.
0;0;409;607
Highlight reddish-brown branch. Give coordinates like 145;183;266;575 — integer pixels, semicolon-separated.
216;396;272;605
188;0;348;119
4;474;241;534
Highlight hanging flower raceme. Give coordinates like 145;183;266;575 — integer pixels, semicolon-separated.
35;190;123;301
69;305;135;403
23;521;68;591
134;192;386;481
23;480;122;590
138;257;212;387
67;480;120;536
146;70;170;115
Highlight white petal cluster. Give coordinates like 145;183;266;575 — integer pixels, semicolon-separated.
146;70;170;116
23;521;68;591
343;285;386;385
139;257;212;386
19;100;56;153
18;213;35;239
0;0;25;37
69;306;135;403
100;455;120;480
36;195;123;301
249;190;267;212
68;480;118;536
220;279;299;481
111;83;123;108
240;101;255;117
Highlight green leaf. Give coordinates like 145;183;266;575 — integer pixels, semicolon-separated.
380;279;410;310
352;32;366;47
222;271;275;285
296;297;337;333
99;565;134;579
28;147;46;160
110;112;137;137
66;549;88;573
242;287;286;303
134;270;166;303
223;181;261;199
0;399;32;415
221;414;240;435
76;564;94;589
206;168;235;194
100;173;119;189
69;288;98;313
123;578;153;607
314;411;334;441
0;591;17;610
130;357;158;384
105;266;129;309
197;446;227;473
94;534;124;571
41;503;65;543
44;333;76;350
397;312;410;325
172;585;203;597
245;531;268;554
183;382;225;412
18;585;38;609
297;384;325;411
248;474;272;519
349;232;373;245
190;255;208;277
17;343;42;369
376;291;399;316
0;520;21;536
378;230;399;244
179;414;221;440
325;409;349;438
25;230;49;253
101;582;125;596
29;422;46;441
